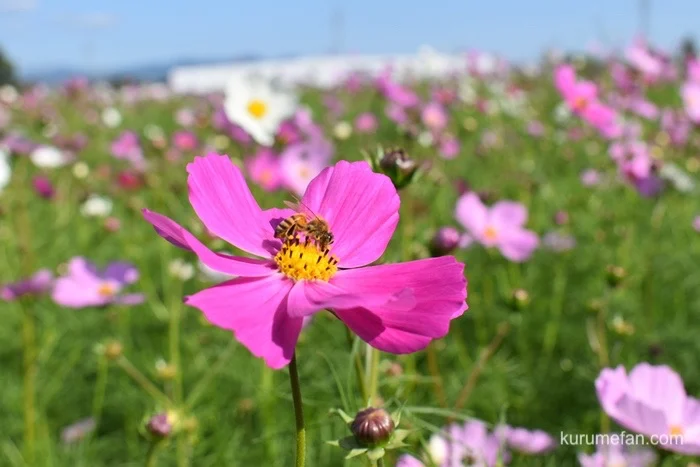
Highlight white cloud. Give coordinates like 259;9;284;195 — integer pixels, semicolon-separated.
0;0;36;12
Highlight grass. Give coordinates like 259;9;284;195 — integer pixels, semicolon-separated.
1;71;699;466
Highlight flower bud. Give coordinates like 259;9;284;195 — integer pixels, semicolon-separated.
146;413;172;438
369;147;419;190
605;265;626;288
351;407;395;448
104;340;123;360
554;210;569;225
33;176;55;199
509;288;530;310
429;227;461;256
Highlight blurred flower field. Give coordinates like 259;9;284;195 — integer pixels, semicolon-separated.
2;41;700;466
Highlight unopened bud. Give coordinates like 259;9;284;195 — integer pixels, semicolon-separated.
351;407;395;448
605;265;626;287
554;210;569;225
104;340;123;360
146;413;172;438
370;147;419;190
508;289;530;310
429;227;461;256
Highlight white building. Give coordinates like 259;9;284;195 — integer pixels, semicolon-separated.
167;47;478;94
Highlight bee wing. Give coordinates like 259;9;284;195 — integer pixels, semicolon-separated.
283;200;301;211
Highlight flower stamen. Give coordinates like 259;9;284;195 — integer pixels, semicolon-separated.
247;99;268;120
274;237;339;281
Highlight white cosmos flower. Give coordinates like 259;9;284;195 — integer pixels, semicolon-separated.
332;121;352;140
101;107;123;128
81;195;113;217
0;148;11;194
224;74;297;146
30;145;70;168
0;85;18;105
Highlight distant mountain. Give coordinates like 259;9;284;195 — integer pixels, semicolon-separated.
21;54;268;84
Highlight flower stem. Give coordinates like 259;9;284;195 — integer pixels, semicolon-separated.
288;353;305;467
377;458;386;467
145;442;160;467
366;344;381;406
345;328;368;403
426;342;448;408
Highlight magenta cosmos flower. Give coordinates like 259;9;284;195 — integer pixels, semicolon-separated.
596;363;700;455
455;193;539;262
52;257;144;308
142;154;467;369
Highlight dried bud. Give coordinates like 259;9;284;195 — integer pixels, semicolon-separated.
605;265;626;287
369;146;419;190
104;340;123;360
554;210;569;225
429;227;461;257
509;288;530;310
351;407;395;448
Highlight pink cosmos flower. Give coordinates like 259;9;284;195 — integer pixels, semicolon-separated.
438;135;460;160
172;130;198;152
111;131;146;171
578;442;656;467
142;154;468;369
397;419;505;466
1;269;54;301
626;39;663;81
421;102;448;132
376;70;420;108
354;112;378;133
494;424;556;454
693;216;700;232
455;193;539;262
280;139;332;196
681;81;700;123
246;148;282;192
687;58;700;83
52;257;144;308
580;169;601;186
596;363;700;455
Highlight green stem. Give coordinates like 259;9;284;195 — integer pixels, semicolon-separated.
145;442;160;467
345;328;368;403
289;353;306;467
116;357;171;405
426;343;448;408
21;300;37;464
168;294;186;467
377;458;385;467
92;355;109;423
367;345;381;406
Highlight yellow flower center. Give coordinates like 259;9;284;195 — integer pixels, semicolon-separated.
247;99;268;120
484;226;498;241
299;166;310;180
669;424;684;436
573;96;588;112
97;282;117;297
274;238;338;281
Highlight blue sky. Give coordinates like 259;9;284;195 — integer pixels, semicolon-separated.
1;0;699;73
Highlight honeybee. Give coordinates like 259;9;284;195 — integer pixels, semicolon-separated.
274;197;334;250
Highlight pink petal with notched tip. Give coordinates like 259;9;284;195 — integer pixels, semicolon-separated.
300;160;399;268
185;274;303;369
332;256;467;353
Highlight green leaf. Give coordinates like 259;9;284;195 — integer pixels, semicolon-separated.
345;448;368;459
366;447;385;461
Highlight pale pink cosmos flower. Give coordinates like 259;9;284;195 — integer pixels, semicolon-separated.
438;135;460;160
421;102;448;132
143;155;468;369
687;58;700;83
455;193;539;262
279;139;332;196
111;131;146;171
693;216;700;232
626;39;663;81
52;257;144;308
246;148;282;192
596;363;700;455
354;112;378;133
578;442;656;467
581;169;601;186
681;81;700;123
494;424;556;454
